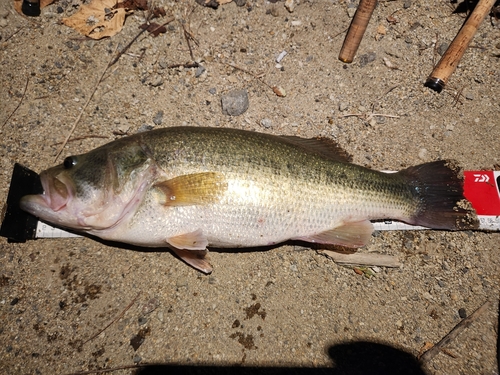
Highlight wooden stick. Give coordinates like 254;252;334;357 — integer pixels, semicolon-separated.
338;0;378;63
418;300;493;364
319;249;401;268
424;0;496;93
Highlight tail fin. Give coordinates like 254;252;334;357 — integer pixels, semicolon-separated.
399;160;478;230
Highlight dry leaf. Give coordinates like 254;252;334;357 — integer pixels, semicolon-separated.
387;14;398;24
152;7;166;18
376;24;386;35
62;0;132;40
14;0;55;16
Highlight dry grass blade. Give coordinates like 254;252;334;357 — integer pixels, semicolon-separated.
2;76;29;129
54;46;118;162
81;291;141;346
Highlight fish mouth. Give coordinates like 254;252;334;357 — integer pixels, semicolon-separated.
20;171;74;215
41;171;73;211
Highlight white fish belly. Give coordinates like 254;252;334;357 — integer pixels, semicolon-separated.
98;177;405;249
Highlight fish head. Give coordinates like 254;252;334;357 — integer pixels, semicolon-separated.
20;140;153;231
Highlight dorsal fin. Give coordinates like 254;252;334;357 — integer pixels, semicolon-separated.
279;136;352;163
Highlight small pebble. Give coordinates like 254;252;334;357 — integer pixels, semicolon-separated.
276;50;287;63
158;59;168;69
209;87;217;95
137;124;154;133
403;0;411;9
260;118;273;128
133;355;142;363
153;110;164;125
358;52;376;67
458;308;467;319
221;89;249;116
285;0;295;13
195;65;206;78
418;148;428;160
149;75;163;87
138;316;148;326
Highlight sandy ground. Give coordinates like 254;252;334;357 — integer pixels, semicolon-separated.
1;0;500;374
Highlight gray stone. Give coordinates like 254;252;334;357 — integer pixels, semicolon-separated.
358;52;376;67
260;118;273;128
221;89;249;116
153;110;164;125
195;65;206;78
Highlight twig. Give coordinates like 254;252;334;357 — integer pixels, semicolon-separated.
2;76;29;129
181;22;198;61
221;61;273;91
82;291;141;346
179;6;198;61
418;300;493;364
109;16;175;67
54;46;118;162
377;84;400;100
451;86;465;107
3;27;25;43
319;249;401;268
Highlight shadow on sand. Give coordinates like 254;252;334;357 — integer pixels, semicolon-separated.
133;340;428;375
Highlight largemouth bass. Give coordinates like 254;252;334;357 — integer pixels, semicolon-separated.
20;127;478;273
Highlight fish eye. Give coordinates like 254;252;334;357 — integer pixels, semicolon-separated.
63;156;77;169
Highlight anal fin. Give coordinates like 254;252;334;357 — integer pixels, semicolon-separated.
294;220;374;248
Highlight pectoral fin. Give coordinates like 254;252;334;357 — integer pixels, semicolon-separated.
170;248;213;274
294;220;374;248
154;172;227;206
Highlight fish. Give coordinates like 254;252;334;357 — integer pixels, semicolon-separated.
20;127;478;273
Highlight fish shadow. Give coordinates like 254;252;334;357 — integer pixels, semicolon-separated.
131;341;427;375
85;234;356;265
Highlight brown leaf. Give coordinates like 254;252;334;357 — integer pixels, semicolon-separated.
62;0;132;40
139;22;167;37
152;7;166;18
